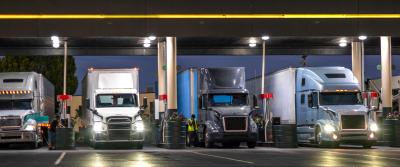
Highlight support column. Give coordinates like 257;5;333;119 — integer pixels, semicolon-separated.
380;36;393;117
157;41;166;114
352;41;365;91
166;37;177;117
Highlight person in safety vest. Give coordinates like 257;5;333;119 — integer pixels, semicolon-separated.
187;114;198;147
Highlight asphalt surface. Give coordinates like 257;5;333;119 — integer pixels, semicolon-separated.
0;145;400;167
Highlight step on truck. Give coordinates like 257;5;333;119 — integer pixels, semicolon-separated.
82;68;146;149
0;72;54;148
247;67;378;148
177;67;258;148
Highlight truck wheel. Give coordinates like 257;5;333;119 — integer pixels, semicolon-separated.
247;141;256;148
204;129;214;148
136;142;144;149
363;142;372;149
315;127;324;147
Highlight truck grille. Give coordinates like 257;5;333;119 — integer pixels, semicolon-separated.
341;115;366;130
223;117;247;132
107;116;131;140
0;117;21;127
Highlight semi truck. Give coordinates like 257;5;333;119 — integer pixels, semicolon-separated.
177;67;258;148
247;67;379;148
0;72;54;148
82;68;145;149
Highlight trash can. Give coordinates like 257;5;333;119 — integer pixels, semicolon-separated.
164;121;186;149
383;119;400;147
272;124;298;148
55;128;75;150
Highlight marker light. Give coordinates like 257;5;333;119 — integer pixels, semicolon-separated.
370;123;379;132
249;43;257;47
148;36;156;40
358;35;367;40
324;124;336;133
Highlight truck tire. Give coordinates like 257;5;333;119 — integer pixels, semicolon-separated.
363;142;373;149
204;129;214;148
247;141;256;148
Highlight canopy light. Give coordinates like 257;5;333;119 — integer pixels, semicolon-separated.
249;38;257;44
358;35;368;40
339;42;347;47
143;43;151;47
143;38;151;44
261;36;270;40
148;36;156;40
0;90;32;95
249;43;257;47
51;35;61;48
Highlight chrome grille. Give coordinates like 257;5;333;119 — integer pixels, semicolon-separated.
223;116;247;132
341;115;366;130
107;116;131;140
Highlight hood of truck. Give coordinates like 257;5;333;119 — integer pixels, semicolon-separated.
0;110;33;119
319;105;368;114
96;107;140;120
209;106;252;117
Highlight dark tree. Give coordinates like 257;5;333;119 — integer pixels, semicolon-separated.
0;56;78;95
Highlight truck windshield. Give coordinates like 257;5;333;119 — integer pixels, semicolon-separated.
96;94;137;108
0;100;32;110
208;94;248;107
319;92;362;105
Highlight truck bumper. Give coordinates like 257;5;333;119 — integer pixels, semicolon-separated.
209;132;257;143
94;131;144;143
322;130;377;144
0;131;36;143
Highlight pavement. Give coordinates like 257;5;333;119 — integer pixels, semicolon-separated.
0;145;400;167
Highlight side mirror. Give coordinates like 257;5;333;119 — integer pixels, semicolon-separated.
252;95;259;109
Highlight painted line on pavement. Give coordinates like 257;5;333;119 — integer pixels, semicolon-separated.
189;151;254;164
54;152;66;165
327;151;400;161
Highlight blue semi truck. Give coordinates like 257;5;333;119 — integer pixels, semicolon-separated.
177;67;258;148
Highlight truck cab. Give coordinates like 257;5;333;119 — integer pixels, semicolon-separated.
0;72;54;148
296;67;378;148
196;68;258;148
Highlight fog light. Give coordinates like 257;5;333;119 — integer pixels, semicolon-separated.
369;132;375;139
332;134;338;140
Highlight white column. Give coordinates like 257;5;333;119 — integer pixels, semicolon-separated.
166;37;177;115
351;41;365;91
380;36;393;117
157;41;166;113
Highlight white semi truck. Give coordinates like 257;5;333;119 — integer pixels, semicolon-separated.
0;72;54;148
82;68;145;149
247;67;379;148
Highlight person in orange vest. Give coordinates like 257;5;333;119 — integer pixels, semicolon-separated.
187;114;198;147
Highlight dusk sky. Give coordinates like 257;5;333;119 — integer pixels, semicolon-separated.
73;55;400;95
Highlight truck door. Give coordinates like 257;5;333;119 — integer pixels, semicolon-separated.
307;92;319;125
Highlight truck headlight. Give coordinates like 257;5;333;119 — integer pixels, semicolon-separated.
135;122;144;132
370;123;379;132
324;124;336;133
24;125;36;131
93;122;103;133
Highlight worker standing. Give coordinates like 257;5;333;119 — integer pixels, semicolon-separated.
187;114;198;147
48;115;64;150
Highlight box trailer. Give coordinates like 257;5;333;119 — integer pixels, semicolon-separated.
82;68;145;149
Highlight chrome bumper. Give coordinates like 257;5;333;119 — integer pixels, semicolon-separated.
0;130;36;143
94;130;144;142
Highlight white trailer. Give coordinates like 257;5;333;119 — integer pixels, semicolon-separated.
247;67;379;148
82;68;145;149
0;72;55;148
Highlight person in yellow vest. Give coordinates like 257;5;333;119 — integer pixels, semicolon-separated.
187;114;198;147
